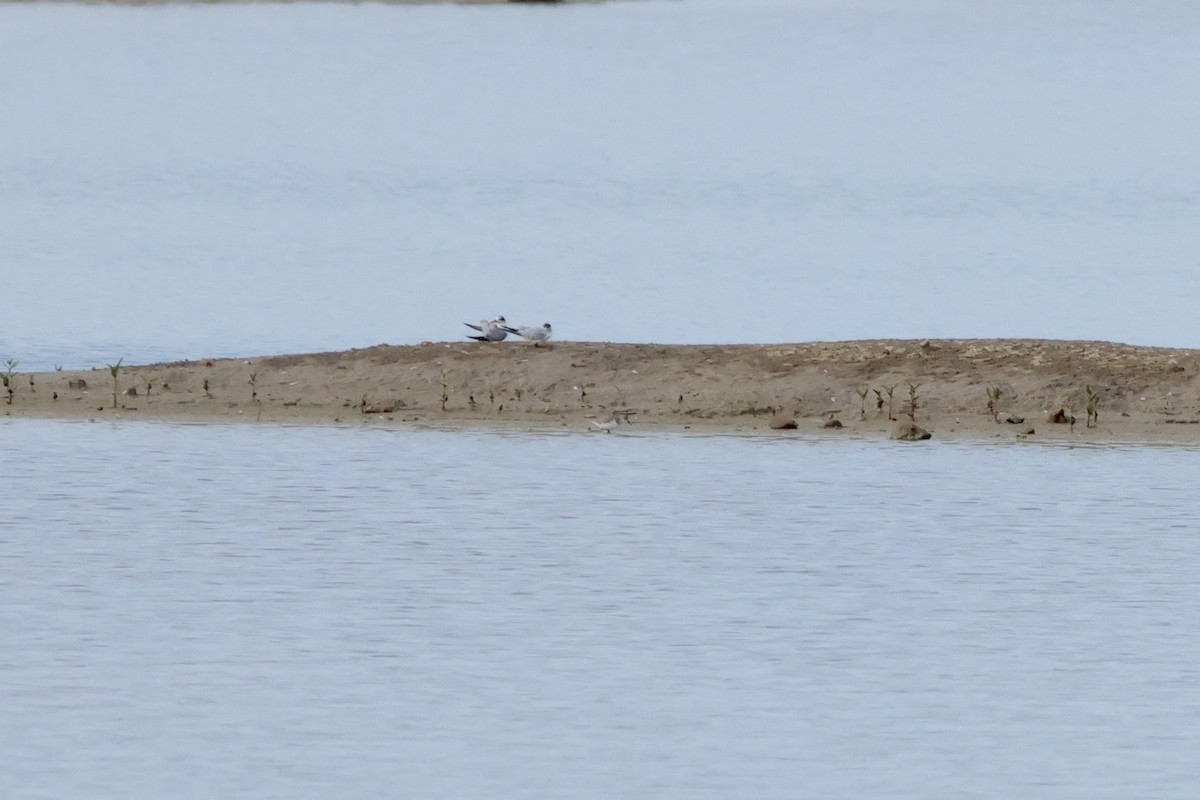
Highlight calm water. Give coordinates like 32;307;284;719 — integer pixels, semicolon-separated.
3;0;1200;371
2;419;1200;798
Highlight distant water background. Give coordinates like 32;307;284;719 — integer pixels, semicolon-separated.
4;3;1200;798
3;0;1200;371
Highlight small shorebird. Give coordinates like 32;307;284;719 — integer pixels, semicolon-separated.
589;410;635;432
500;322;552;344
464;316;509;342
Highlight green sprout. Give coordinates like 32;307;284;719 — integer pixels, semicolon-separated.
855;386;869;421
106;358;124;408
1;359;18;406
986;385;1003;423
906;382;921;423
884;383;898;421
1086;385;1101;428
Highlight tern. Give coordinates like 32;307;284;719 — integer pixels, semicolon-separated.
464;316;509;342
500;322;552;344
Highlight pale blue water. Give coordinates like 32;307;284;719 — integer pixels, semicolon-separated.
2;419;1199;799
3;2;1200;796
3;0;1200;371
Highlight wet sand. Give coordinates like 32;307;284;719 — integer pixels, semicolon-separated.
7;339;1200;443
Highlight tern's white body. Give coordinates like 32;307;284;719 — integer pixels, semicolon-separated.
464;316;508;342
501;322;552;343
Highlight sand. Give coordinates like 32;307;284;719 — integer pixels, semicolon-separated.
6;339;1200;443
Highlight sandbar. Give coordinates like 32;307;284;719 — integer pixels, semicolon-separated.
6;339;1200;444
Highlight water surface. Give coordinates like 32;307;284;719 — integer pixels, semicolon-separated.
3;420;1198;798
2;0;1200;370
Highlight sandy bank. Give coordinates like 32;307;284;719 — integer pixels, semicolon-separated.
6;339;1200;443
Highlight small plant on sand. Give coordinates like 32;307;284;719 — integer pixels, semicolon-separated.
142;376;155;398
2;359;18;406
28;374;35;394
106;358;124;408
203;377;212;399
883;383;898;421
1085;385;1101;428
855;386;869;421
873;388;884;415
514;387;523;402
440;369;450;411
906;382;921;423
986;385;1003;423
1067;401;1078;433
248;371;258;401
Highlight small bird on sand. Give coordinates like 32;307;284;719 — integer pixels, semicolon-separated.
464;316;509;342
589;410;635;432
500;322;552;344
